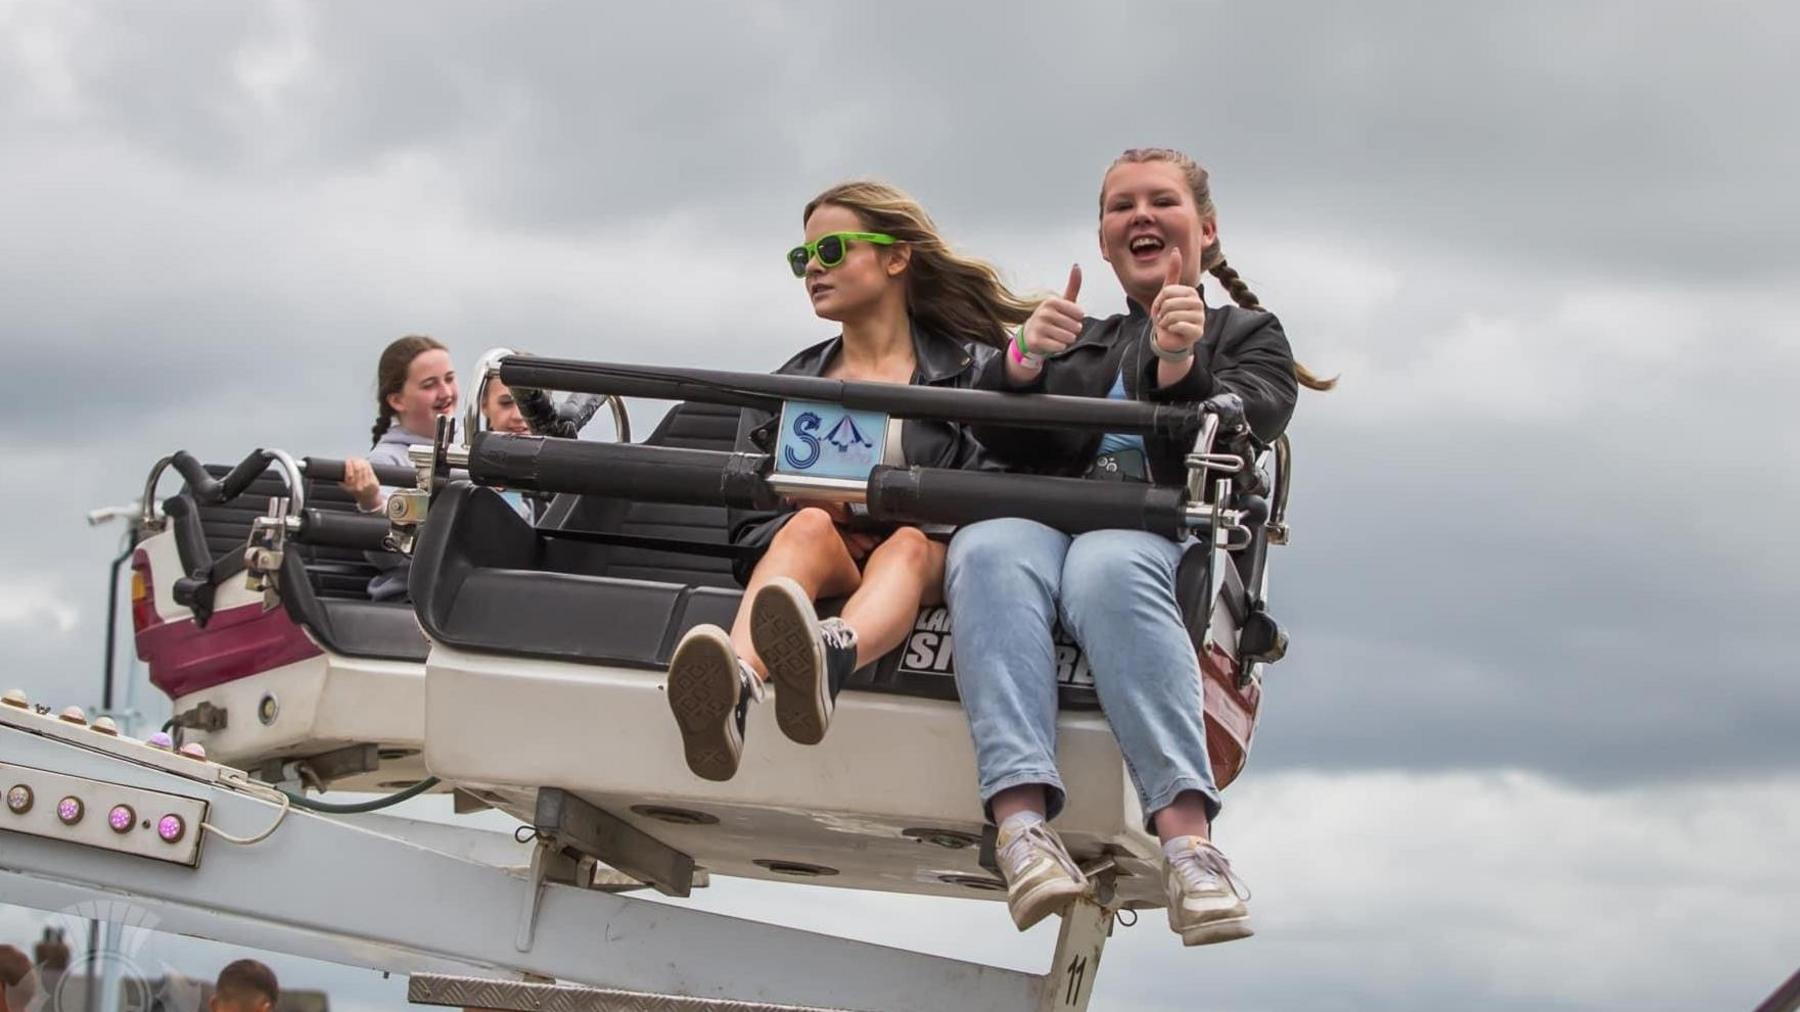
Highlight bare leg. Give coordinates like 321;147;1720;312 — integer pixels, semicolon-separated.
731;508;861;679
837;527;945;667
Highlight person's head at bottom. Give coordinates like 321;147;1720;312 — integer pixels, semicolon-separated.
211;959;279;1012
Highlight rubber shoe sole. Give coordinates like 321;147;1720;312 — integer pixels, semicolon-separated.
1175;915;1255;947
1009;875;1087;932
751;577;832;745
666;625;743;781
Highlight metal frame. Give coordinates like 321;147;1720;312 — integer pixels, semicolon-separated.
2;704;1118;1012
138;449;306;533
469;348;634;449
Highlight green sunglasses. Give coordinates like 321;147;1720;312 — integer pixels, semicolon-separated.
787;232;897;277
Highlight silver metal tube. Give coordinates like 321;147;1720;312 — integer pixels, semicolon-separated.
606;394;632;444
1267;434;1293;545
1185;414;1220;503
764;474;867;504
139;456;175;528
265;448;305;517
463;347;518;450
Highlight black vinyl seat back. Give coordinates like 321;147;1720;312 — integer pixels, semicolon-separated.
189;465;388;601
537;402;744;589
163;464;428;663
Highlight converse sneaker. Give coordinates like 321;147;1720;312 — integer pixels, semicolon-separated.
1162;836;1253;946
666;624;760;781
750;577;858;745
994;814;1088;931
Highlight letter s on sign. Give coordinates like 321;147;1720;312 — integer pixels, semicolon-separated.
783;411;822;470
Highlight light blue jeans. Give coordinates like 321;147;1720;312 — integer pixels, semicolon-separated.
945;518;1220;827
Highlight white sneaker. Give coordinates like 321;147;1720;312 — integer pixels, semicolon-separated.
995;816;1088;931
1162;836;1253;946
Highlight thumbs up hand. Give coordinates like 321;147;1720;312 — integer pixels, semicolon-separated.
1016;263;1085;363
1150;248;1207;356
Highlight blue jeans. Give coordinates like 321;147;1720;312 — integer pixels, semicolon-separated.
945;518;1220;827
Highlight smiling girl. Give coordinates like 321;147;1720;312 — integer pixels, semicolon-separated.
339;334;460;600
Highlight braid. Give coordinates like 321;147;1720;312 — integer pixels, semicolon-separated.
1208;256;1262;311
370;412;393;448
1208;254;1336;389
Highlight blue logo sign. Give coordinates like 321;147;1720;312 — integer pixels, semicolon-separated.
775;400;888;479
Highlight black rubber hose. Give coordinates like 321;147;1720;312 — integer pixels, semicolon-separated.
277;776;441;814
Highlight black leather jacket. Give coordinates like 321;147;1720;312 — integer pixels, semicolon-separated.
728;326;997;572
972;302;1298;486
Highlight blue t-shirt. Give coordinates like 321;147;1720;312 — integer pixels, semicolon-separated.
1096;370;1145;457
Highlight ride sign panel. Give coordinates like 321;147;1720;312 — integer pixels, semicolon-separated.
774;399;890;479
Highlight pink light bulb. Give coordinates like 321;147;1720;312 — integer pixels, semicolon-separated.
57;796;83;825
157;814;186;843
108;804;136;833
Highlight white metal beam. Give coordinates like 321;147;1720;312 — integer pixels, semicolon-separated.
1;721;1048;1011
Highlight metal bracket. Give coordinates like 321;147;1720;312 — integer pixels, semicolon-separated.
533;789;695;898
169;701;228;733
244;497;292;608
1037;868;1117;1012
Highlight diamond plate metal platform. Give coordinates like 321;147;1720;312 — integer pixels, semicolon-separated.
409;973;852;1012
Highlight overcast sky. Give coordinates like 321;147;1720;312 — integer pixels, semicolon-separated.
2;2;1797;1010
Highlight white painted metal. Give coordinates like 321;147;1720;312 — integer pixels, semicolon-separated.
138;525;430;788
0;760;209;866
424;642;1166;907
166;653;428;787
1;717;1058;1011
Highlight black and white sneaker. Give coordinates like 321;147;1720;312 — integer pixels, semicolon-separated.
750;576;859;745
666;624;760;781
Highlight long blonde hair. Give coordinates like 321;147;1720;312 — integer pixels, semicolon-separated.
1104;149;1337;391
804;181;1034;349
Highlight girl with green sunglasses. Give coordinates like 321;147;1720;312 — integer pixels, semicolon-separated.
664;180;1036;783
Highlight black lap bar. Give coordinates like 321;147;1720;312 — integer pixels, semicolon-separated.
166;450;294;506
500;358;1204;437
296;509;393;552
866;466;1191;540
467;432;781;510
303;457;419;489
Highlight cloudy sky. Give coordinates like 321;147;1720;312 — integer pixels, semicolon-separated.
2;1;1797;1009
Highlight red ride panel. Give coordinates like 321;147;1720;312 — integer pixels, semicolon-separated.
139;600;323;699
1202;642;1261;790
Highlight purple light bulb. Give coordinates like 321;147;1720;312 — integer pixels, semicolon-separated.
57;796;83;825
108;804;136;833
157;814;186;843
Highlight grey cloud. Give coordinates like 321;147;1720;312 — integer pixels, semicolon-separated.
17;3;1796;279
